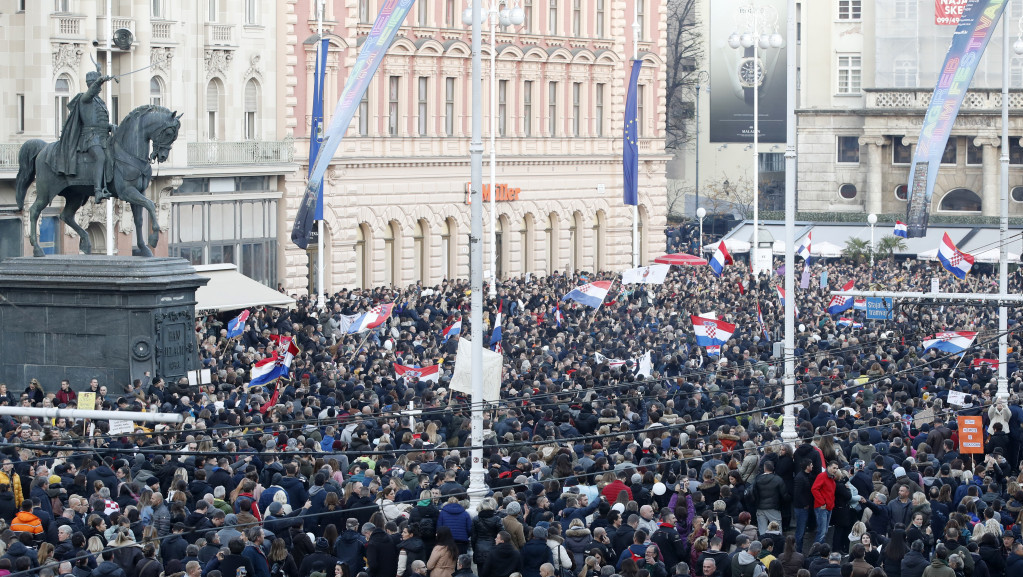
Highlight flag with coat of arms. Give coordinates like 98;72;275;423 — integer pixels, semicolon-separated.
690;315;736;348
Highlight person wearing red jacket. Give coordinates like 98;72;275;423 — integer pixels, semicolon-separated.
601;472;633;503
811;461;840;546
55;380;77;406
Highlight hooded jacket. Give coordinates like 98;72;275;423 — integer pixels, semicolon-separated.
93;560;127;577
731;550;765;577
334;530;366;573
480;542;522;577
471;509;504;566
438;502;472;543
920;558;954;577
366;528;399;577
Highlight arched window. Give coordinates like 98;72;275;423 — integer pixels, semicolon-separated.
355;223;371;288
413;219;430;285
55;75;72;137
244;79;260;140
150;76;165;107
441;218;456;280
593;211;605;272
206;80;222;140
386;221;401;286
571;211;583;273
939;188;982;212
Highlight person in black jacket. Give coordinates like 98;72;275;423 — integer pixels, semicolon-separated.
480;532;522;577
298;537;339;577
471;498;503;568
901;540;930;577
792;460;815;554
753;460;786;535
161;523;190;565
334;519;367;574
365;524;399;577
650;510;685;570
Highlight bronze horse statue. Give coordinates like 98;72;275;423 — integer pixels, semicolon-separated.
15;105;182;257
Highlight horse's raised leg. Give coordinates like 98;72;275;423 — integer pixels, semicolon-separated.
131;203;152;257
59;195;92;255
117;186;161;250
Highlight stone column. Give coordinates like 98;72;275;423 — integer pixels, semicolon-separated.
976;136;1001;217
859;136;887;215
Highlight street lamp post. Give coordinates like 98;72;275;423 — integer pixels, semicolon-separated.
728;3;783;277
464;1;524;298
697;207;706;251
867;213;877;269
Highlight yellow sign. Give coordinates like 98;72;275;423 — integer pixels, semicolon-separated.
78;392;96;411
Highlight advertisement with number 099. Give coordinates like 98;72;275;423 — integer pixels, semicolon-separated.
708;0;788;143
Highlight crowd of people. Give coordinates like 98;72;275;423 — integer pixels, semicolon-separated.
2;250;1023;577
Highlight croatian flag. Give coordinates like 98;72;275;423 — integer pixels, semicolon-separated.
796;232;812;260
706;345;721;357
489;304;503;352
971;358;999;368
226;310;250;338
554;304;564;327
709;241;733;277
777;286;799;318
393;363;441;384
756;302;769;342
442;319;462;343
563;281;612;308
937;232;975;280
837;318;863;329
893;221;908;238
691;315;736;347
853;298;867;311
826;279;856;314
250;336;299;388
346;303;395;334
922;331;977;355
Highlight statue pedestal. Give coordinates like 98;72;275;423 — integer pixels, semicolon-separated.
0;256;208;392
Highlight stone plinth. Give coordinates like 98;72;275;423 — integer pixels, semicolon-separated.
0;256;208;392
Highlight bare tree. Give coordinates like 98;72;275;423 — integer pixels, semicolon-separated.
666;180;690;220
701;173;755;220
665;0;703;152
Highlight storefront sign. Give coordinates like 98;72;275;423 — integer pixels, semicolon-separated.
958;415;984;454
464;183;522;204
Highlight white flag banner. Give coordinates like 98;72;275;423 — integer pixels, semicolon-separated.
450;338;502;402
622;264;670;285
636;351;653;378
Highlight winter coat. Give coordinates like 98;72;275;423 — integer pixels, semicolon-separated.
366;528;399;577
472;509;504;566
334;530;366;573
921;559;954;577
901;551;930;577
396;537;426;577
521;539;554;577
111;545;143;577
563;526;593;569
480;542;522;577
438;502;472;543
93;561;127;577
10;510;42;534
150;504;171;537
426;544;457;577
754;473;786;510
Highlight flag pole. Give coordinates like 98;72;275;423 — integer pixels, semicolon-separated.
316;0;325;310
347;331;372;364
631;2;640;268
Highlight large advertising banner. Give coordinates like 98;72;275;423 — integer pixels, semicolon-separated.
709;0;787;143
905;0;1006;238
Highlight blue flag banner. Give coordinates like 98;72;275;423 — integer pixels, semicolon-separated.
904;0;1006;238
310;38;328;221
292;0;416;248
623;60;643;206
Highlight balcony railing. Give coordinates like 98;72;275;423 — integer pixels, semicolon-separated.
152;21;174;40
0;144;20;171
866;88;1023;110
51;14;86;40
205;23;235;47
97;16;135;41
187;139;295;166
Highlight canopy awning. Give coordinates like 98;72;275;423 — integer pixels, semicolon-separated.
193;264;295;313
654;253;708;266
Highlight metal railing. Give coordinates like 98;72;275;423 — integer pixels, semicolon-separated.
186;139;294;166
0;144;20;171
152;21;174;40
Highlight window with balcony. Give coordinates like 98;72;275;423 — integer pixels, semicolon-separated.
206;79;221;140
244;79;259;140
55;76;71;138
418;77;428;136
388;76;400;136
445;77;455;136
572;82;581;136
523;80;533;137
838;0;861;20
54;0;70;13
152;0;165;19
548;0;557;35
548;81;557;136
837;54;862;94
595;83;604;136
208;0;218;22
150;76;164;107
498;79;508;137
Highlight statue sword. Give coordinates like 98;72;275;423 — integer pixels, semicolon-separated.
89;52;155;83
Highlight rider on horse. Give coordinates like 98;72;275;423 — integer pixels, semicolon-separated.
51;68;116;204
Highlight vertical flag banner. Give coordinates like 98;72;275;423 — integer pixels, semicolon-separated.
623;60;643;206
292;0;417;248
310;38;328;221
905;0;1007;237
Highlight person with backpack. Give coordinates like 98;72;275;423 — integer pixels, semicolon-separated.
616;529;649;570
651;510;685;571
268;537;299;577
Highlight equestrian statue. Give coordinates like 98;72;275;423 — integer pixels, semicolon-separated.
14;64;182;257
